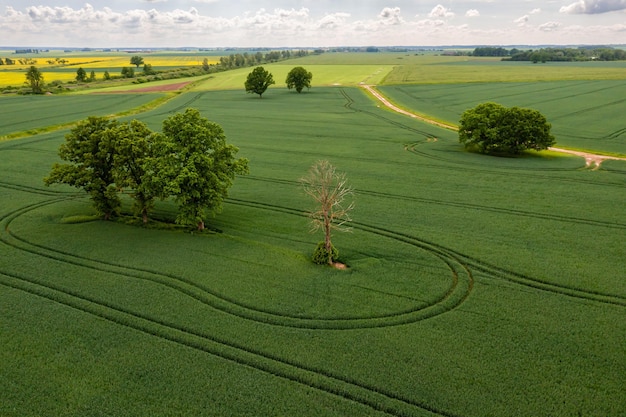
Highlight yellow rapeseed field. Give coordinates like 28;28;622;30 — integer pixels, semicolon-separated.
0;55;218;87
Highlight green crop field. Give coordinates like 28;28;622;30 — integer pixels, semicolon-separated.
0;94;166;138
377;80;626;155
1;55;625;417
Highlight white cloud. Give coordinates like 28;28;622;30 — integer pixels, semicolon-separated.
530;8;541;14
378;7;404;25
560;0;626;14
0;3;624;47
317;12;350;30
514;14;529;26
428;5;454;19
539;21;561;31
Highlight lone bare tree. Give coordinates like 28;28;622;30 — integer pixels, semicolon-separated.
301;160;354;265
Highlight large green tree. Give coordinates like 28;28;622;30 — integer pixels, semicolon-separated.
130;55;144;68
286;66;313;93
245;66;275;98
44;117;121;220
111;120;157;224
25;66;44;94
459;102;555;155
147;108;249;230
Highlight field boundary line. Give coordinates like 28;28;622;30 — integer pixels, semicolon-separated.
360;85;626;167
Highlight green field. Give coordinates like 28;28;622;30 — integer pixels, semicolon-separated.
378;80;626;155
1;55;625;417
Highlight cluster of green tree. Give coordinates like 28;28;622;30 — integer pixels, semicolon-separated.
44;109;249;231
471;46;626;62
506;47;626;62
15;49;41;54
459;102;555;155
214;50;309;71
244;66;313;98
46;58;69;65
0;58;37;65
471;47;514;57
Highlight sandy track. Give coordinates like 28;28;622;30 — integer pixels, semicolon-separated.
361;84;626;169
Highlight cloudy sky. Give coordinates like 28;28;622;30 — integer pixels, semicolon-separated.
1;1;625;48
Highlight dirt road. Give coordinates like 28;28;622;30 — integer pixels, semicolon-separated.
361;84;626;169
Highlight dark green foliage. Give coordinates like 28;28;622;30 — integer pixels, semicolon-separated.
75;67;87;82
245;66;275;98
111;120;156;224
142;64;156;75
459;102;555;155
286;66;313;93
25;66;44;93
312;241;338;265
44;116;121;219
146;108;249;230
121;67;134;78
130;55;144;68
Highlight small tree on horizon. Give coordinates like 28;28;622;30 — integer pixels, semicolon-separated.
301;160;354;266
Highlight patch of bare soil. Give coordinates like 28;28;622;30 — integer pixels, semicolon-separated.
362;84;626;168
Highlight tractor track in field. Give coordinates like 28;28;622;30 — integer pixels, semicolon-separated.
242;176;626;230
239;176;626;306
359;85;626;169
338;88;626;181
1;201;470;417
0;196;472;330
0;270;463;417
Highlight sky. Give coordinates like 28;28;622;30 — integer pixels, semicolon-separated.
0;1;625;48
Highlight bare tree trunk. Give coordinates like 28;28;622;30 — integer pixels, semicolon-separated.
323;208;333;264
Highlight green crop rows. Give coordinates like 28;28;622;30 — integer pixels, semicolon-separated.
1;59;625;417
378;80;626;155
0;94;165;138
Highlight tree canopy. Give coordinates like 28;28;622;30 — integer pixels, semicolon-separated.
45;109;248;230
75;67;87;82
130;55;144;68
44;117;121;219
25;66;44;94
286;66;313;93
459;102;556;155
146;108;249;230
245;66;275;98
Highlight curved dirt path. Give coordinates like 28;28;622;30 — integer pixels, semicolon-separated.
361;84;626;169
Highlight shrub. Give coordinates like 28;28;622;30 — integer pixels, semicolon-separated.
312;242;338;265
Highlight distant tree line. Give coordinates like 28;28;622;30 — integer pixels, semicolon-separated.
471;46;626;62
213;50;310;70
0;58;38;65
